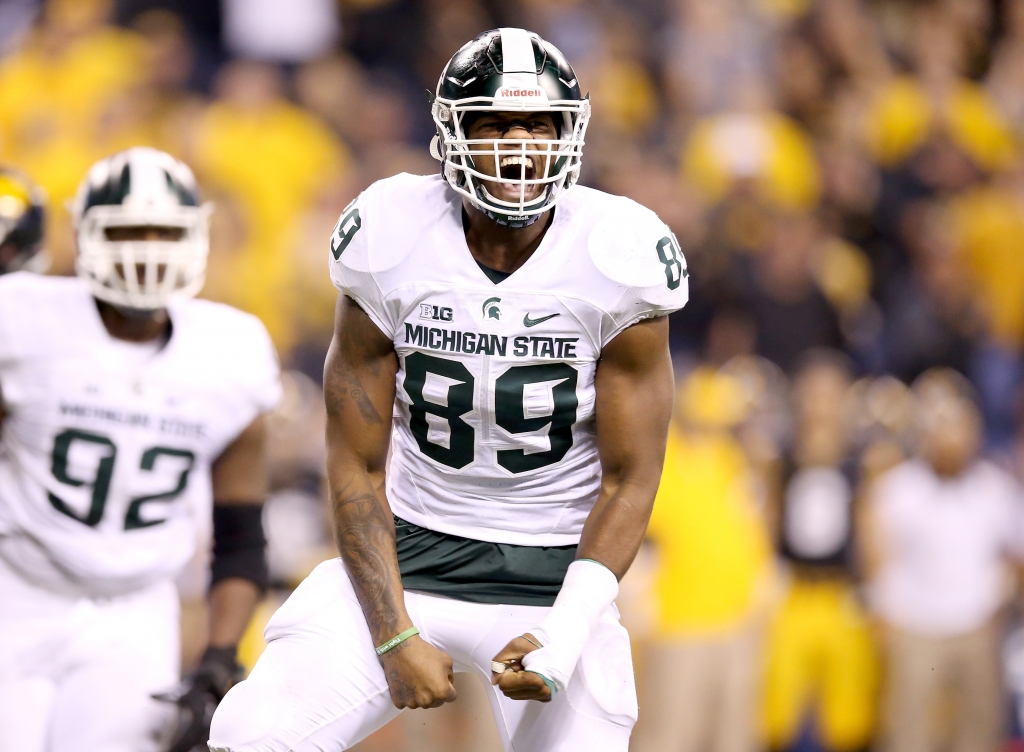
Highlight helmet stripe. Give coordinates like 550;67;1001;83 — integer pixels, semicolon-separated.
499;28;537;75
129;148;168;206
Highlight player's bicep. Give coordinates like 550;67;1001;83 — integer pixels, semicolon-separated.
324;294;398;475
594;315;674;489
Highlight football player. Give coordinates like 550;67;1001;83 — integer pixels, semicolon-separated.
0;167;47;275
0;147;280;752
210;28;687;752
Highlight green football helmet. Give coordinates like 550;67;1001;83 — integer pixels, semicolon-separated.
430;28;590;228
71;147;212;311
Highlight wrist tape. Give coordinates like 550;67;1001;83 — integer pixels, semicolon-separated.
521;559;618;695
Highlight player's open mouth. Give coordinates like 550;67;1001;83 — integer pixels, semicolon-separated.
493;154;542;201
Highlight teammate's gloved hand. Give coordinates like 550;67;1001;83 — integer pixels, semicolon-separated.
491;633;552;703
154;645;242;752
381;635;458;709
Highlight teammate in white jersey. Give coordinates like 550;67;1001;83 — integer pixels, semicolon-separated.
210;28;687;751
0;148;281;752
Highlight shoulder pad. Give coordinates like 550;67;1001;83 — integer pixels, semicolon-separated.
331;174;448;274
328;174;450;338
177;300;281;415
587;198;685;287
584;195;689;345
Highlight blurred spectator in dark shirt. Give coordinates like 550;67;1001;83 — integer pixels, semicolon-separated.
880;200;980;382
735;211;843;373
764;351;879;752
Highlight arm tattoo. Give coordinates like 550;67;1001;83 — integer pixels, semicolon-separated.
332;481;403;638
325;358;383;425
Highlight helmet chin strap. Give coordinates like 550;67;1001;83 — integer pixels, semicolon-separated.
482;205;545;228
475;183;551;228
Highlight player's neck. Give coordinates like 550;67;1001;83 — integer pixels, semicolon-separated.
462;203;553;274
95;299;171;343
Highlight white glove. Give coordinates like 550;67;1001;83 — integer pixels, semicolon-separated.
521;559;618;695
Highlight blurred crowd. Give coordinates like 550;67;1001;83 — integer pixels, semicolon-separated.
5;0;1024;751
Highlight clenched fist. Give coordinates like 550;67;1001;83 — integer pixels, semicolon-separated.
491;633;552;703
380;635;458;709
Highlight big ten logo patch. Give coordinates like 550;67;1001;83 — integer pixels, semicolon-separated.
420;304;453;322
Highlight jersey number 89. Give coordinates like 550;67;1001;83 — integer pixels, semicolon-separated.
403;353;578;473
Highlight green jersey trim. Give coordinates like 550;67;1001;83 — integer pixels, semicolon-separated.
475;259;513;284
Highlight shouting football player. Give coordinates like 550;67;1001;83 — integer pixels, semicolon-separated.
210;28;688;752
0;148;280;752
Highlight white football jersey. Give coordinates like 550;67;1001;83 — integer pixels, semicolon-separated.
330;174;688;546
0;273;280;596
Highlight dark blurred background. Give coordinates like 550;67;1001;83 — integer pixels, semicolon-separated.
6;1;1024;751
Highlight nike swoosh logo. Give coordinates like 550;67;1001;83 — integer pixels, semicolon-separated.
523;313;561;327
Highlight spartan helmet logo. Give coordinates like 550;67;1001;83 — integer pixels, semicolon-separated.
482;297;502;320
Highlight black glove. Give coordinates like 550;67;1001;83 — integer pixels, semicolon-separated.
154;646;243;752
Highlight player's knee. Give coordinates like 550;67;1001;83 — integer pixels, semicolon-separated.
208;678;282;751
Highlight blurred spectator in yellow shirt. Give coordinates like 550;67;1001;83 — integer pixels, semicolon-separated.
92;11;206;161
864;8;1015;174
584;17;659;140
947;162;1024;350
682;81;821;212
190;60;350;353
0;0;145;270
632;366;775;752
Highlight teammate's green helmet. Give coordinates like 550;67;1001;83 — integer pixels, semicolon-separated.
71;147;212;311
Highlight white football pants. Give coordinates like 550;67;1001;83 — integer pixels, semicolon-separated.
0;556;179;752
210;559;638;752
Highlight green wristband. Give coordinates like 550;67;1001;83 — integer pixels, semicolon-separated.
375;627;420;656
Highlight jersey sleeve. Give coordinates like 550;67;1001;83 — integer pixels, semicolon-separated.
243;317;282;415
0;277;15;364
587;201;689;346
0;273;48;403
207;311;282;457
0;279;15;408
327;191;395;338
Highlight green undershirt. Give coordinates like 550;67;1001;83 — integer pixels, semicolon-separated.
475;260;513;285
394;516;577;606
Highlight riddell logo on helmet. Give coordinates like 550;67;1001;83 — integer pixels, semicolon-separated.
497;87;545;98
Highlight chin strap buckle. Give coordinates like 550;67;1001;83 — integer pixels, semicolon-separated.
429;135;444;162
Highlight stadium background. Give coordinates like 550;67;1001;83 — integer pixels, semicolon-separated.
4;0;1024;750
